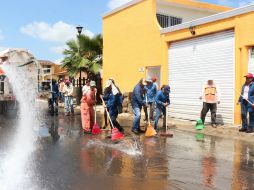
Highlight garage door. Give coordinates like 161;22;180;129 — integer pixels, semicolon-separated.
249;47;254;73
168;30;235;124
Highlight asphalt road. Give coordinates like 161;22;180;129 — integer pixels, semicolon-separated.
0;112;254;190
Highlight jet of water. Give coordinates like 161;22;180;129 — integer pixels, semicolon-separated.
0;64;40;189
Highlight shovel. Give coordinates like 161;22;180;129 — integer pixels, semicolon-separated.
145;95;157;137
101;96;124;141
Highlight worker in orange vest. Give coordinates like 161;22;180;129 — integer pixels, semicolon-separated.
200;80;221;128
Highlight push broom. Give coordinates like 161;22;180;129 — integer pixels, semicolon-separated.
160;105;173;137
101;96;124;141
92;94;101;135
145;95;157;137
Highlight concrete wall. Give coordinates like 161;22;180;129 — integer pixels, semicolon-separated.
103;0;168;92
103;0;230;92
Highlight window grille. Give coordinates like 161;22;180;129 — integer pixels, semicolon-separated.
156;13;182;28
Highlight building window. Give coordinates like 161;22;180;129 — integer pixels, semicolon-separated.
250;47;254;58
156;13;182;28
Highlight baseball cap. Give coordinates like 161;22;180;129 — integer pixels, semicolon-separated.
90;81;96;87
105;80;112;88
146;78;153;83
65;80;70;85
164;85;170;92
142;78;147;86
244;73;254;78
151;76;157;82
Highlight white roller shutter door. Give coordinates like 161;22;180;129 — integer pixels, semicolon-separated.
249;47;254;73
168;30;235;124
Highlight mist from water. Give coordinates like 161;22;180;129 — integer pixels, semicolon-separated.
0;64;40;190
86;137;143;156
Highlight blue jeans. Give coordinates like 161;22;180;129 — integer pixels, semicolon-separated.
132;106;141;131
65;96;74;114
59;92;64;103
154;107;166;129
144;102;155;120
249;111;254;129
241;101;248;129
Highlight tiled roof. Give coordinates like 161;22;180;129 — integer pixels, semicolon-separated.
38;60;55;66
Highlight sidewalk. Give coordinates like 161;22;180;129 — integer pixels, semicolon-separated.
69;104;254;142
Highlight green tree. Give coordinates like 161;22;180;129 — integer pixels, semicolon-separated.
61;34;102;78
61;34;102;104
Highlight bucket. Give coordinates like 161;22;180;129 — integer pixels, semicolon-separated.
195;119;205;130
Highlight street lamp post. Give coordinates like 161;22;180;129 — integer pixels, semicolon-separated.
76;25;83;36
76;25;83;105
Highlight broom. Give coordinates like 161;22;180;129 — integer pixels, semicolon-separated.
145;95;157;137
101;96;124;141
160;105;173;137
92;94;101;135
234;88;253;105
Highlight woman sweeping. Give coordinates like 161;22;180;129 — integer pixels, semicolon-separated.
81;81;97;134
103;79;124;134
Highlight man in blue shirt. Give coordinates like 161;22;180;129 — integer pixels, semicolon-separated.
51;79;59;115
238;73;253;132
131;79;147;134
247;74;254;133
103;79;124;133
144;79;157;121
154;85;170;130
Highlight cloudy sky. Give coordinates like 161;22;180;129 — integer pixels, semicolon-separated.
0;0;253;63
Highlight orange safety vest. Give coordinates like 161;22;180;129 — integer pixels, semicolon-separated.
204;85;217;103
0;68;4;75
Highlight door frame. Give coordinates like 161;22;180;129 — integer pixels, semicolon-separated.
146;65;161;88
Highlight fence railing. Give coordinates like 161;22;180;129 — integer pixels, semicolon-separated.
72;77;88;87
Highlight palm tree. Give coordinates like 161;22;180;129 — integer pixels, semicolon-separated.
61;34;102;78
61;34;103;104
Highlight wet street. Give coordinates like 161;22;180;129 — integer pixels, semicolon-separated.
1;112;254;190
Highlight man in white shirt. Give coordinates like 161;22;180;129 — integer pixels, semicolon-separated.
63;80;74;116
200;80;221;128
